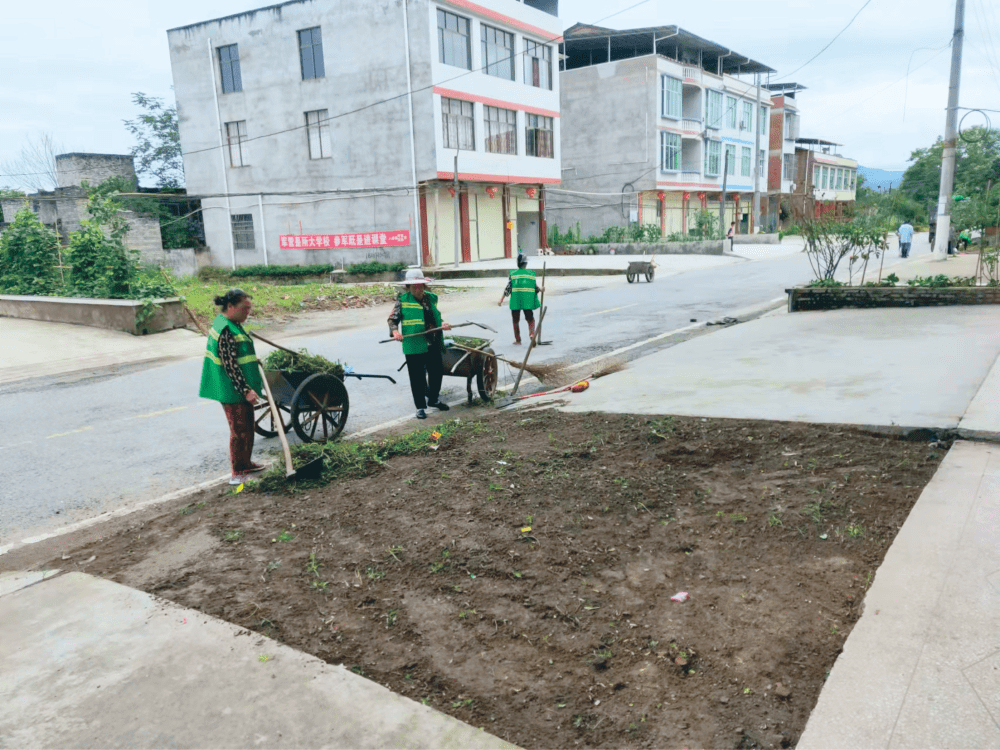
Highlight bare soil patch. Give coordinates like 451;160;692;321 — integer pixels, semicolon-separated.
29;411;945;749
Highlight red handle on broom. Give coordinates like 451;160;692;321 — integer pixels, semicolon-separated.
512;379;589;402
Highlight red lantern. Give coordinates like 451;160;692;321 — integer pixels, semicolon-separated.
682;192;691;202
657;191;666;203
485;186;498;199
447;186;456;198
526;187;537;198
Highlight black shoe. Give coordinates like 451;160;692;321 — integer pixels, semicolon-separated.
429;401;450;411
415;409;427;419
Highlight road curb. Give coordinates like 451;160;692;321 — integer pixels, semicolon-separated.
0;475;230;558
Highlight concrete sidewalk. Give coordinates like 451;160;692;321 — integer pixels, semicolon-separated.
0;571;511;750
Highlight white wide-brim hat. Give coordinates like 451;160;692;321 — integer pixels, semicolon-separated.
399;267;435;285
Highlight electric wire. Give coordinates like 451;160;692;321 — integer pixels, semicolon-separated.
771;0;875;82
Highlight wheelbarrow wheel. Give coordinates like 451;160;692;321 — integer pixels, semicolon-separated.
254;400;292;438
477;352;498;401
645;266;655;282
290;373;349;443
626;272;636;283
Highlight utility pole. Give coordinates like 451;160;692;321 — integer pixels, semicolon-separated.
719;150;729;235
453;151;461;269
752;72;763;233
932;0;966;260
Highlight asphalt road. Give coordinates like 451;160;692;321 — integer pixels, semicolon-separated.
0;246;914;544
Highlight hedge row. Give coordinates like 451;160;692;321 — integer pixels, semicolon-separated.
230;264;334;278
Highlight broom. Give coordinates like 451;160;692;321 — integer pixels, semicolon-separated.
450;343;562;382
498;359;627;408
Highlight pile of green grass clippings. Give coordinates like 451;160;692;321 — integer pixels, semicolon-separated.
263;348;345;379
449;336;491;351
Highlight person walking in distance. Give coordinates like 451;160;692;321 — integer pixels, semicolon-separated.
726;222;735;251
498;253;543;345
897;220;914;258
199;288;268;485
388;268;453;420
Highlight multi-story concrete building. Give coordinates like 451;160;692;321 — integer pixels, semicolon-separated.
766;83;857;227
167;0;561;269
548;24;773;240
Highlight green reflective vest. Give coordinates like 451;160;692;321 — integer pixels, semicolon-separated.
509;269;540;311
199;314;264;403
399;291;443;356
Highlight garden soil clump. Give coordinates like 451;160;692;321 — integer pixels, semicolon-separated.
30;411;946;749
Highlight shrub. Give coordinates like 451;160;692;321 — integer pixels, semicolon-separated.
67;193;140;299
344;261;407;275
906;274;978;288
0;207;63;295
230;264;334;278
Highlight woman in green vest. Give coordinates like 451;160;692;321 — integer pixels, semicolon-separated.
498;253;543;345
387;268;452;420
199;288;267;484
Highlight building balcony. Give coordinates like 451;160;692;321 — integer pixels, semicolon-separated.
682;66;702;84
681;119;702;135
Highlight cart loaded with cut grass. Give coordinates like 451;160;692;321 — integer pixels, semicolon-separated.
254;348;395;443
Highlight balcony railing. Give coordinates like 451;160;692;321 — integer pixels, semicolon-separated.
681;119;702;133
682;66;702;83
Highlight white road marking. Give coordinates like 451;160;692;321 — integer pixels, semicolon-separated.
581;304;638;317
130;406;189;420
46;426;94;440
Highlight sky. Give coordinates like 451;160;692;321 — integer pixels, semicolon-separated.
2;0;999;191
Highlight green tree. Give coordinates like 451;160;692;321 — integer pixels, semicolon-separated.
0;208;62;295
899;127;1000;210
67;192;140;299
123;92;184;188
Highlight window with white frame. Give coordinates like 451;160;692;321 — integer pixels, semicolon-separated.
438;9;471;69
524;40;552;89
759;105;767;134
660;131;680;172
525;113;554;158
482;25;514;80
726;96;737;128
705;140;721;176
442;97;475;150
217;44;242;94
783;154;795;181
813;165;821;188
305;109;332;159
298;27;325;80
661;75;681;119
706;90;723;129
850;170;856;190
231;214;255;250
821;166;829;189
484;106;517;154
758;149;766;175
725;144;736;175
741;146;751;177
741;101;754;131
225;120;248;167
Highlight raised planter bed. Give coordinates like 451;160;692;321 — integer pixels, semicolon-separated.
786;286;1000;312
0;295;186;335
329;270;406;284
556;240;726;255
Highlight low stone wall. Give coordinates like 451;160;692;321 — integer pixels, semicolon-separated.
557;240;725;255
735;233;781;245
330;270;406;284
787;286;1000;312
0;295;186;335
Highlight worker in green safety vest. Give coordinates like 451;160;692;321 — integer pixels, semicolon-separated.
199;288;268;485
388;268;453;420
498;253;544;345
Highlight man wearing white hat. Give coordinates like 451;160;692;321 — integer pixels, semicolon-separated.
388;268;453;419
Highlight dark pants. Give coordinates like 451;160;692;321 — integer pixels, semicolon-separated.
900;242;911;258
405;351;443;410
511;309;535;325
221;402;255;473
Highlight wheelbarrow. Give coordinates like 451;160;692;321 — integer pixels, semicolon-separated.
253;367;396;443
626;257;656;283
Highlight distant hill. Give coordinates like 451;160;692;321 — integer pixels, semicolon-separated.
858;166;906;192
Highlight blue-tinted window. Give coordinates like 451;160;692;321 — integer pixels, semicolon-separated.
298;27;325;80
218;44;242;94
